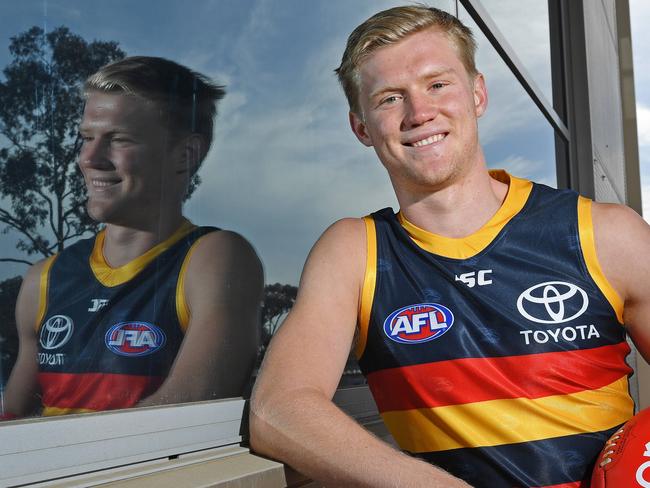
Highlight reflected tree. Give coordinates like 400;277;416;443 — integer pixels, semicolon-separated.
261;283;298;348
0;26;125;265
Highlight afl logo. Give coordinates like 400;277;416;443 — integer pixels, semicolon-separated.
383;303;454;344
105;322;166;357
39;315;74;350
517;281;589;324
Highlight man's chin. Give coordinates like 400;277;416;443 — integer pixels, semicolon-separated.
86;202;120;226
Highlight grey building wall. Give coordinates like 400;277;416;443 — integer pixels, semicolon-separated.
583;0;647;408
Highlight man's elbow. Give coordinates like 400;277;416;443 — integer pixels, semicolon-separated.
248;393;278;457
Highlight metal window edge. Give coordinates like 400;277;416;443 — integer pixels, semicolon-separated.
1;386;381;486
459;0;569;140
0;398;246;485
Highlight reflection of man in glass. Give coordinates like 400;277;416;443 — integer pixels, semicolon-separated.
2;56;263;418
250;5;650;488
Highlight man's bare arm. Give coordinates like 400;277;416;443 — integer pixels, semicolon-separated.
592;202;650;361
139;230;263;406
2;261;46;417
250;218;470;488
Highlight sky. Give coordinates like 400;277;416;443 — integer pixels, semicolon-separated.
0;0;645;286
630;0;650;218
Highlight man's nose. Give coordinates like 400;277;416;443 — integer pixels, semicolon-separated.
79;139;111;169
401;92;438;130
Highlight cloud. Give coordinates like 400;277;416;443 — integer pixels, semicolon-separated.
0;0;614;284
637;104;650;147
630;0;650;92
494;155;555;187
178;1;566;283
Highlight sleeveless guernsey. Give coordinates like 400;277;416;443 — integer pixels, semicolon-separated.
35;222;218;416
356;172;633;488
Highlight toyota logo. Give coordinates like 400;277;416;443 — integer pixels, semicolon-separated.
39;315;74;350
517;281;589;324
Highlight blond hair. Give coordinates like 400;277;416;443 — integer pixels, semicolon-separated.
335;5;477;114
85;56;225;159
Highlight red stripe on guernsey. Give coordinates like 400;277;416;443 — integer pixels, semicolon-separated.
39;372;163;411
367;342;631;412
536;481;588;488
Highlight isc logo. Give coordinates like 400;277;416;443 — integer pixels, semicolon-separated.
105;322;166;357
383;303;454;345
455;269;492;288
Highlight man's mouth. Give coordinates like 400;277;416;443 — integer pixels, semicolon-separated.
90;178;121;191
406;133;447;147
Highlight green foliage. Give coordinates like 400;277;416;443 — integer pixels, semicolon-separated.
0;26;125;264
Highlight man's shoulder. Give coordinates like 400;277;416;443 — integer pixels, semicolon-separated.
319;217;369;247
181;228;262;281
591;201;648;243
186;228;255;256
303;217;369;276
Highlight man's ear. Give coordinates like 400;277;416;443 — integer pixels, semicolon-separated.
349;111;373;147
175;134;206;175
473;73;488;118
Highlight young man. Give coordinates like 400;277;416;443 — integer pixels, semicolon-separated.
2;56;263;417
250;6;650;488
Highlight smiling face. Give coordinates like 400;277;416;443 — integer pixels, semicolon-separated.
350;28;488;195
78;91;186;227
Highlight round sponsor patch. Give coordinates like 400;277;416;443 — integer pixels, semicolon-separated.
105;322;166;357
383;303;454;344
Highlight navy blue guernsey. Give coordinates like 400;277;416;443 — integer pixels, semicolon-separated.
36;222;218;415
355;172;633;488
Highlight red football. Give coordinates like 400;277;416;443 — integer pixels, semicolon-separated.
591;408;650;488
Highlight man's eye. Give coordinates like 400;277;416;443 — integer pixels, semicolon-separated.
431;82;446;90
381;94;402;105
111;136;132;143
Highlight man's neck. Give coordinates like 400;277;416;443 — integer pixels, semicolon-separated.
397;166;509;239
101;213;186;267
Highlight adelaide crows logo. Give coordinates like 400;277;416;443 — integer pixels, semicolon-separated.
383;303;454;344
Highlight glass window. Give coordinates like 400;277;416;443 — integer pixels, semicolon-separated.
0;0;561;422
459;4;557;187
475;0;554;105
630;0;650;218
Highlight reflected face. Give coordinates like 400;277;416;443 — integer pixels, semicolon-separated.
351;28;487;193
78;91;182;226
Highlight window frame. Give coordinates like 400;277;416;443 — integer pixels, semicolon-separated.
1;1;642;485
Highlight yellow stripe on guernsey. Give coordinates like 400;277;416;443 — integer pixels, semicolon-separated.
175;234;212;332
35;255;57;332
356;216;377;359
42;406;96;416
577;196;624;323
382;376;633;453
398;171;533;259
90;220;195;287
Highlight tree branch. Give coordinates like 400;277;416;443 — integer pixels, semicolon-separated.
0;257;33;266
33;187;56;238
0;208;50;257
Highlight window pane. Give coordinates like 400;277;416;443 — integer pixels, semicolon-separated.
477;0;554;105
0;0;561;420
459;5;558;186
0;0;455;418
